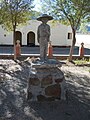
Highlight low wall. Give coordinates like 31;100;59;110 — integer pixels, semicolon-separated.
0;54;90;60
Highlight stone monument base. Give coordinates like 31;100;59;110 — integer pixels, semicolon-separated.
27;58;66;101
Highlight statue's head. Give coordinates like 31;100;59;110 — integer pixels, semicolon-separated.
41;17;49;24
37;14;53;23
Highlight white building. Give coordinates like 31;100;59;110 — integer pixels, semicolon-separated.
0;20;72;46
76;33;90;48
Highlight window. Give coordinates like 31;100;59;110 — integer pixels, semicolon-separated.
68;33;72;39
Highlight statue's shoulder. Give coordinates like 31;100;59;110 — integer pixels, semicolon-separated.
46;24;50;27
38;23;43;28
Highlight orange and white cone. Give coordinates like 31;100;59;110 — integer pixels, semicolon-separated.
15;40;21;58
80;42;84;58
48;41;53;58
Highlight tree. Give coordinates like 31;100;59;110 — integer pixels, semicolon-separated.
0;0;34;59
41;0;90;61
79;22;88;34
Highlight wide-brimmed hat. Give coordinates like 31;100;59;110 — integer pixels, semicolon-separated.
37;14;53;21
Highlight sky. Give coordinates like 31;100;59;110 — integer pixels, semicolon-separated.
33;0;42;12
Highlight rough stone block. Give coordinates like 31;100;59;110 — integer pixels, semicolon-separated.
55;77;64;83
29;74;40;86
46;97;55;101
37;95;55;101
41;74;53;87
45;84;61;97
37;95;46;101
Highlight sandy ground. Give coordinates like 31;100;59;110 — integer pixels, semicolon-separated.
0;59;90;120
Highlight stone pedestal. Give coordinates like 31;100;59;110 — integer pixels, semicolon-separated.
27;59;66;101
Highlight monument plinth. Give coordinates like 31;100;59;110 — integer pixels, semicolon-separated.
27;58;66;101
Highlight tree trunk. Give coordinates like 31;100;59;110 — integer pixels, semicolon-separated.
13;25;16;60
68;28;76;61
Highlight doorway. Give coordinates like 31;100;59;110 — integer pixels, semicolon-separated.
15;31;22;45
27;31;35;46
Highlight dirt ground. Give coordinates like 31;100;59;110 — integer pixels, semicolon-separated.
0;59;90;120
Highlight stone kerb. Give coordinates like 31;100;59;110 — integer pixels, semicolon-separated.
27;58;66;101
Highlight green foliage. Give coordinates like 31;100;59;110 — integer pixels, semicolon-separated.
41;0;90;30
31;10;41;19
74;58;90;73
79;22;88;34
74;58;90;65
0;0;34;31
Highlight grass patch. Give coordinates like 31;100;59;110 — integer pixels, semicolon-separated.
74;58;90;65
74;58;90;72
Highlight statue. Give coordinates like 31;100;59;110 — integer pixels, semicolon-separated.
37;14;53;62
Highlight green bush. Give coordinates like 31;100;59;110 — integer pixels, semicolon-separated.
74;58;90;65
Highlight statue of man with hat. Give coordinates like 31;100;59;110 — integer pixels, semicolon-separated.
37;14;53;62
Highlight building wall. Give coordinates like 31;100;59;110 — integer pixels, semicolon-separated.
0;20;72;46
66;26;72;46
0;26;13;45
76;33;90;48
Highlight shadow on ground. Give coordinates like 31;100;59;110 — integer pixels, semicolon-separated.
0;59;90;120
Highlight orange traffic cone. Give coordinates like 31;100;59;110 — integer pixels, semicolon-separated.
48;41;53;58
16;40;21;58
80;42;84;58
